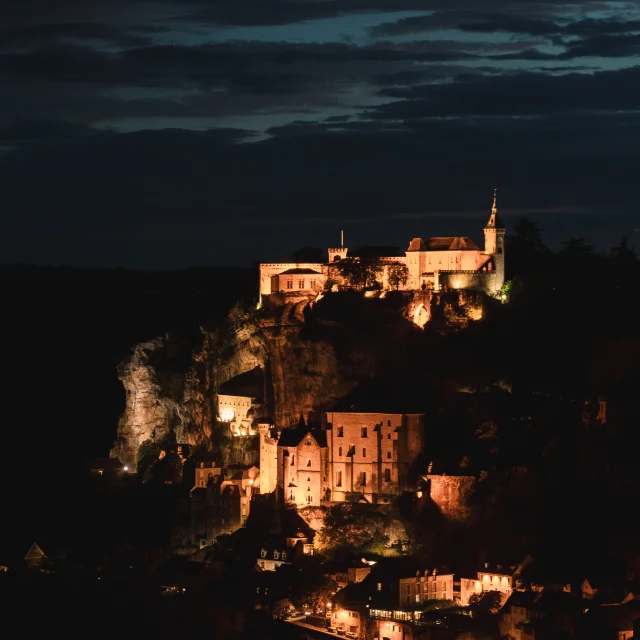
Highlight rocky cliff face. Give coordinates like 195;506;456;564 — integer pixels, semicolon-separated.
112;292;455;468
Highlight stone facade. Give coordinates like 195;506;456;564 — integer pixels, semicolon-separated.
277;429;329;507
258;423;280;495
259;192;506;302
324;412;425;504
398;570;455;606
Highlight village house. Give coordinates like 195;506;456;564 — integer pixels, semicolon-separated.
258;191;506;303
459;555;533;605
189;465;259;547
257;531;313;571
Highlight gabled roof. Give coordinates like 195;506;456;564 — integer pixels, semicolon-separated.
24;543;46;561
277;426;327;448
427;237;480;250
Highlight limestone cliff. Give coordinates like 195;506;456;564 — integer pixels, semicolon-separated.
112;291;481;468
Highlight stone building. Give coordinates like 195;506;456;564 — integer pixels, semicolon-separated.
259;191;506;302
398;569;455;606
258;424;280;495
217;367;264;437
267;411;425;507
189;465;259;547
324;412;425;504
277;426;329;507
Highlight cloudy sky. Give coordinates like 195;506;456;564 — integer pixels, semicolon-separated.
1;0;639;268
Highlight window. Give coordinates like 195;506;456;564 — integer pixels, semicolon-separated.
387;433;391;439
307;459;311;467
384;468;391;482
298;279;305;289
274;551;279;560
336;471;342;487
307;486;311;491
416;594;420;603
362;448;366;458
286;279;293;289
310;279;316;288
338;426;344;437
377;583;382;592
387;451;391;459
361;427;367;438
307;476;311;482
387;420;391;426
282;552;286;560
339;446;342;457
291;454;295;465
360;472;366;486
306;439;311;446
261;549;266;558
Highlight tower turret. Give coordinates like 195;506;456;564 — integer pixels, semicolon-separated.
328;229;348;263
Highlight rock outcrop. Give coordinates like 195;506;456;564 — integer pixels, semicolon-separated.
111;339;182;468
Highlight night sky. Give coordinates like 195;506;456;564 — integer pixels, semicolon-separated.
2;1;640;269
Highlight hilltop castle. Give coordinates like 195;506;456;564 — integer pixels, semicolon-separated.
259;191;506;302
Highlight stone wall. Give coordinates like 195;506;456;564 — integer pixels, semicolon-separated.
439;270;502;294
426;474;476;522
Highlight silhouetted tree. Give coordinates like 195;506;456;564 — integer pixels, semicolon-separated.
388;262;409;289
610;237;637;263
559;237;594;257
335;256;383;289
508;218;547;255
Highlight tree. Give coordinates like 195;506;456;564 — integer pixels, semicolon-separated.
335;256;383;289
507;217;548;259
388;263;409;290
610;237;637;263
559;237;594;258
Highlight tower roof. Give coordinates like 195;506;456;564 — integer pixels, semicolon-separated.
485;188;506;229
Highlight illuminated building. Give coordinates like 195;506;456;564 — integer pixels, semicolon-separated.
259;191;506;303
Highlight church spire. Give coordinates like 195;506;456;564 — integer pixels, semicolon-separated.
485;187;505;229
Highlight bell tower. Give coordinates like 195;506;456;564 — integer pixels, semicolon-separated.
484;189;506;291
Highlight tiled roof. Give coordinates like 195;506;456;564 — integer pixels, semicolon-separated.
426;237;480;250
407;238;427;251
279;268;323;275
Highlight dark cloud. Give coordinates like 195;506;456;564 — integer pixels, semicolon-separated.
1;0;639;267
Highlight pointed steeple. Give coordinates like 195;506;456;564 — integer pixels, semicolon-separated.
485;188;505;229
